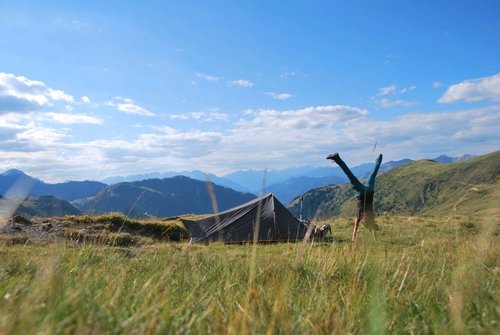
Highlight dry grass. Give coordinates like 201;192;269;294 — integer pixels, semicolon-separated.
0;215;498;334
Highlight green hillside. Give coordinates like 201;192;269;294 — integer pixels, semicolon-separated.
0;195;81;218
289;151;500;219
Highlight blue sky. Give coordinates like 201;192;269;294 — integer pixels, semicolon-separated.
0;0;499;182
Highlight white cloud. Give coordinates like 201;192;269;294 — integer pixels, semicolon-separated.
0;111;101;129
0;72;74;113
373;84;416;108
384;54;399;65
1;82;499;182
0;118;226;181
280;71;296;80
138;126;222;148
211;105;500;171
169;111;229;122
242;109;254;115
377;84;416;96
377;84;397;96
265;92;293;100
49;89;73;102
237;105;367;129
81;96;90;103
0;113;33;133
106;97;155;116
355;106;500;151
228;79;254;88
168;114;189;120
439;73;500;103
432;81;442;89
1;104;371;179
377;98;416;108
209;113;229;121
43;112;103;125
15;126;69;144
399;85;416;94
0;110;101;159
196;73;220;82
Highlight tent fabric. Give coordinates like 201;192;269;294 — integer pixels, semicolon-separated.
183;193;307;243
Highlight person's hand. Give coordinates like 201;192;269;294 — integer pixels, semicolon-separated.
376;154;383;164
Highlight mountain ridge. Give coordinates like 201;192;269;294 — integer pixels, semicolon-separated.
71;175;257;218
0;170;107;201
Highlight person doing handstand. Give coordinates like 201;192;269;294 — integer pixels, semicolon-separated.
327;153;383;242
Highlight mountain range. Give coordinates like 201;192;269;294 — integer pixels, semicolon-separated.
95;155;471;204
0;153;480;218
287;151;499;219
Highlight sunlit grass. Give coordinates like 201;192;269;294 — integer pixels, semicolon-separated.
0;215;499;334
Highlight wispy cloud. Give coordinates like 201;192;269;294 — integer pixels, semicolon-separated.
43;112;103;125
15;126;69;144
439;73;500;103
169;111;229;122
377;84;397;96
399;85;416;94
238;105;367;129
228;79;254;88
377;98;416;108
265;92;293;100
196;73;220;82
432;81;442;89
106;97;155;116
384;54;399;65
0;109;102;157
280;71;296;80
372;84;416;108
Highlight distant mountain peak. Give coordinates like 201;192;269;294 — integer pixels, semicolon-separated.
1;168;28;177
0;169;107;202
432;154;476;163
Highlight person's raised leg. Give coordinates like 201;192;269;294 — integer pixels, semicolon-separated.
327;153;365;192
366;154;383;189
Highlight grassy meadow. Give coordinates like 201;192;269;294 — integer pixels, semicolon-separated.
0;214;499;334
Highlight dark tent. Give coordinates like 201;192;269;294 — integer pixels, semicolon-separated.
183;193;307;243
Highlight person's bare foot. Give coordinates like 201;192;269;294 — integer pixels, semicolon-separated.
327;153;340;161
